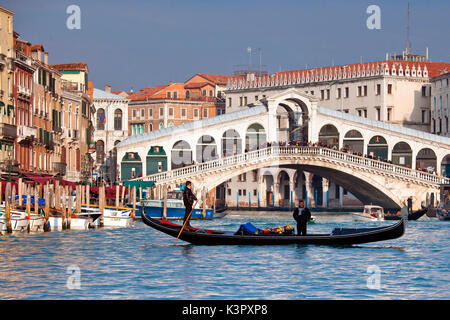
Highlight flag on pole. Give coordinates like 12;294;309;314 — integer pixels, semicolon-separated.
100;111;106;125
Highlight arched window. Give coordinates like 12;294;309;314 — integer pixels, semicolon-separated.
97;108;105;130
114;109;122;130
96;140;105;164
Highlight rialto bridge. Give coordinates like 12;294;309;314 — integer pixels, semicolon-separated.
116;89;450;211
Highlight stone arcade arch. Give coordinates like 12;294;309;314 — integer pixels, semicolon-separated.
319;124;339;148
392;142;413;167
416;148;437;172
121;152;142;180
367;135;388;160
222;129;242;157
196;135;218;163
343;129;364;154
245;123;266;151
171;140;192;169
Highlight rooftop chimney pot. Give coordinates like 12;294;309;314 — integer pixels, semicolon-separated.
105;85;111;93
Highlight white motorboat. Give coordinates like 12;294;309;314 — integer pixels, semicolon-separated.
0;210;30;232
80;206;134;228
351;205;385;221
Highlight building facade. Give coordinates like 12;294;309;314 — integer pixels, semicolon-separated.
0;6;17;178
93;85;129;183
431;72;450;136
50;62;94;182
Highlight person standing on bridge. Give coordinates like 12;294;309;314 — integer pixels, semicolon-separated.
182;181;197;229
292;199;311;236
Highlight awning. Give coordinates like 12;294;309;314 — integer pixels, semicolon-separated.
89;185;128;199
123;180;155;189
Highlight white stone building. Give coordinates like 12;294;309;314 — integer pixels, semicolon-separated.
431;72;450;136
93;85;129;183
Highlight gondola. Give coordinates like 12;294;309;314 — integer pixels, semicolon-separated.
384;207;428;221
142;210;407;246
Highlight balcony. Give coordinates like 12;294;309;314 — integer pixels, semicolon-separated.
0;123;17;141
17;85;31;98
17;125;37;145
53;162;67;176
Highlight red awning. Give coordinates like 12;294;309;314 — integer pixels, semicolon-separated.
89;186;128;199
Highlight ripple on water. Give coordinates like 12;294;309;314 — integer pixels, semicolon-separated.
0;212;448;299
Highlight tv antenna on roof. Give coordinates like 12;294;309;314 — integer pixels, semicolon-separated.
406;2;411;55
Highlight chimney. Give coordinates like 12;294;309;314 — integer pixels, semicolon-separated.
169;81;173;85
44;52;48;64
105;85;111;93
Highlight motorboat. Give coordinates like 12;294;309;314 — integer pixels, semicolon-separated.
351;205;384;221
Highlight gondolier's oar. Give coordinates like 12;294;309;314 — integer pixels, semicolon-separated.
174;200;199;245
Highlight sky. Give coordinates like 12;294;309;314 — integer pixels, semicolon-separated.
4;0;450;92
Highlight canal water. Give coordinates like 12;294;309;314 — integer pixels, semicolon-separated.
0;211;448;300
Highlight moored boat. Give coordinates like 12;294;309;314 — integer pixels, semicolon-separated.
436;184;450;221
141;209;407;246
80;206;134;227
0;210;29;232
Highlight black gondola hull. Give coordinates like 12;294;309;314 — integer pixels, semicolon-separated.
384;208;428;221
141;211;405;246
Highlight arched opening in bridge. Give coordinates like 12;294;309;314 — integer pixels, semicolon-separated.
196;135;217;163
276;105;296;144
416;148;437;173
441;154;450;177
392;142;412;167
277;170;291;207
222;129;242;157
262;172;274;207
245;123;266;151
292;170;304;204
319;124;339;149
343;130;364;154
121;152;142;180
312;175;323;207
280;97;309;143
146;146;167;175
171;140;192;169
367;135;388;160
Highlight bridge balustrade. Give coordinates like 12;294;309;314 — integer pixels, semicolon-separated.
135;146;450;186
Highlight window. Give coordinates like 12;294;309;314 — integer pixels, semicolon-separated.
228;189;231;196
168;107;174;118
326;89;330;100
167;92;171;98
337;88;342;99
387;107;392;121
114;109;122;130
422;110;427;123
364;109;367;118
363;85;367;96
141;108;145;118
244;97;247;105
422;86;427;97
376;107;381;121
358;110;362;117
239;97;243;106
253;189;257;196
202;90;206;96
376;84;381;95
96;108;105;130
321;90;325;100
173;91;178;99
185;90;190;98
387;84;392;94
310;90;314;96
159;107;164;118
228;98;232;107
193;109;199;119
132;109;137;120
96;140;105;164
181;108;187;119
345;87;349;98
148;108;153;119
209;90;213;97
357;86;362;97
203;108;208;118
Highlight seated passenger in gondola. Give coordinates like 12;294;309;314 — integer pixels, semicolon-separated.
292;200;311;236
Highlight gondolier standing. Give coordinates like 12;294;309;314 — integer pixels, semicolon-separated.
182;181;197;228
293;199;311;235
